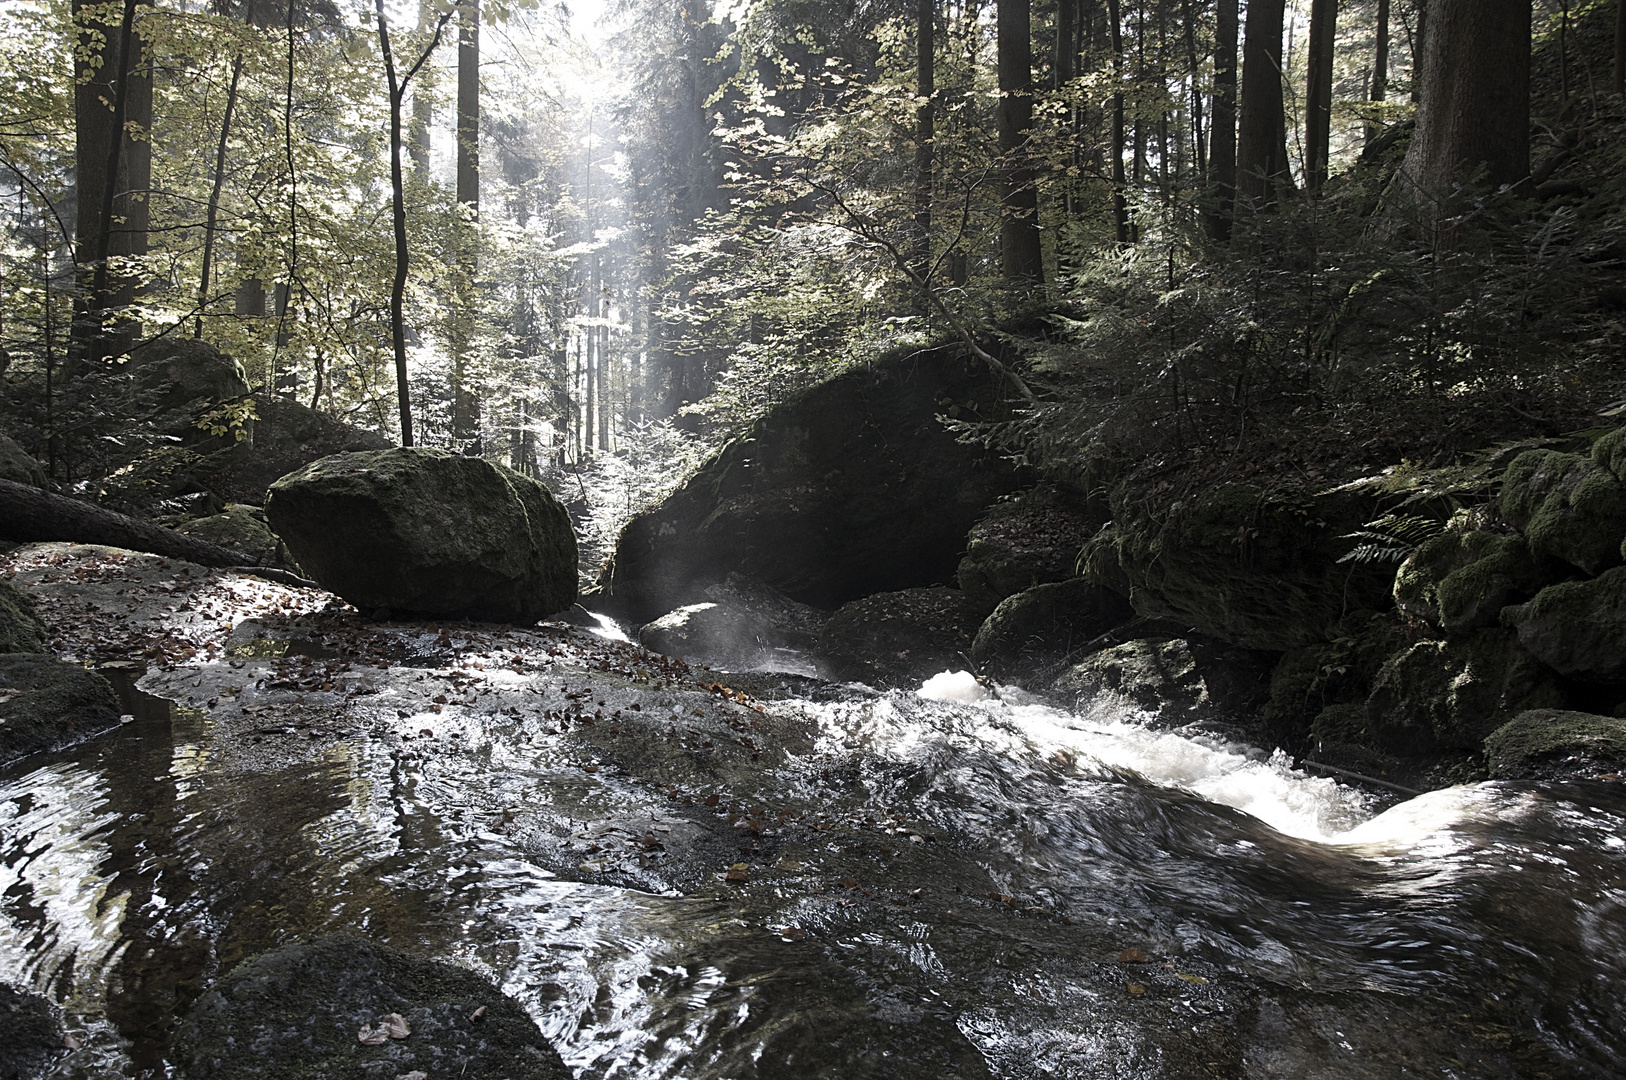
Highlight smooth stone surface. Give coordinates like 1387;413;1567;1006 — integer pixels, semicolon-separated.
639;574;828;673
172;935;569;1080
267;448;577;623
0;653;122;766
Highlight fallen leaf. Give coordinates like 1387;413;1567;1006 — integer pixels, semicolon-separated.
358;1025;389;1046
394;1071;428;1080
777;926;807;941
725;862;750;882
1118;948;1150;964
468;1005;487;1023
1177;972;1209;984
1126;981;1146;996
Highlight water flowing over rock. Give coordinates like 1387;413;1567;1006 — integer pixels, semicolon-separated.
956;483;1103;614
1501;567;1626;681
1392;530;1549;633
266;448;576;623
1498;449;1626;575
600;346;1027;621
172;935;570;1080
0;653;121;766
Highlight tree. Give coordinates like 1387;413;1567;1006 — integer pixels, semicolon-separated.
1205;0;1238;237
452;0;480;444
996;0;1042;284
1367;0;1389;143
1108;0;1128;244
1235;0;1289;209
376;0;456;446
912;0;933;293
1399;0;1530;202
1304;0;1337;196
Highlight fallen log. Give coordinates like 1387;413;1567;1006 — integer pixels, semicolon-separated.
0;477;317;589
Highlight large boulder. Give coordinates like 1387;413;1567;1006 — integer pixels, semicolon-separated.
266;449;576;623
176;506;292;568
639;574;828;672
1501;567;1626;681
1362;628;1564;755
0;580;46;653
0;428;46;488
956;484;1103;613
1053;638;1208;718
128;337;250;418
194;395;393;505
1392;530;1549;634
1485;709;1626;780
0;654;122;766
815;587;985;688
172;935;570;1080
1498;449;1626;575
600;345;1027;621
1079;483;1394;650
969;577;1133;681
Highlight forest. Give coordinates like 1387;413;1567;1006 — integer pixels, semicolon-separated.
4;1;1626;1078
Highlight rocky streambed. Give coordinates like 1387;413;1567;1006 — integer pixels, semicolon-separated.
2;541;1625;1079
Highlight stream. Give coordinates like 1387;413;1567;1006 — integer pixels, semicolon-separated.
2;616;1625;1079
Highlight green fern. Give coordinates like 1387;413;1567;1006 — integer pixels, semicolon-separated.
1336;512;1443;565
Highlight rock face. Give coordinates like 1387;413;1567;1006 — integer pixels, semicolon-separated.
0;983;65;1080
0;428;46;488
0;654;122;766
1498;449;1626;575
129;337;251;417
197;395;393;505
1080;484;1394;651
601;346;1027;621
815;587;984;688
1392;530;1549;634
639;575;828;673
0;581;46;653
176;506;291;568
1485;709;1626;779
172;935;570;1080
266;449;577;623
1053;638;1208;717
1501;567;1626;681
1363;629;1564;755
969;578;1133;681
956;484;1103;613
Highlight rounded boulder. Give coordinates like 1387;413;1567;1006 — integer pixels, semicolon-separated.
266;448;576;622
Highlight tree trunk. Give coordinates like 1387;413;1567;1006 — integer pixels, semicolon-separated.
1305;0;1338;196
1399;0;1530;201
0;477;254;567
197;54;244;338
913;0;935;298
1180;0;1205;183
997;0;1043;284
1206;0;1238;238
452;0;480;444
1236;0;1290;210
1109;0;1129;244
409;0;434;177
72;0;152;366
1368;0;1389;142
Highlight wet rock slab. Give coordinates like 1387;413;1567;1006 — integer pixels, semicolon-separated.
0;982;67;1080
0;653;121;766
173;935;568;1080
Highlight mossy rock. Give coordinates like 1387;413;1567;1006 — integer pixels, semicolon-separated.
1498;449;1626;575
129;337;251;418
172;935;569;1080
0;654;122;766
177;506;291;568
1052;638;1207;717
970;577;1132;682
1484;709;1626;780
1590;425;1626;484
1363;628;1563;756
955;484;1104;613
1084;483;1395;651
815;587;983;688
1392;530;1549;633
191;395;394;506
1501;566;1626;682
0;580;46;653
0;428;46;488
266;448;577;623
1259;612;1409;742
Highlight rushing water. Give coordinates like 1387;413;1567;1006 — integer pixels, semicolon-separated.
2;648;1624;1079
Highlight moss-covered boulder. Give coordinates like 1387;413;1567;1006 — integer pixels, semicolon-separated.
815;587;984;688
1484;709;1626;780
0;654;122;766
172;935;569;1080
1590;425;1626;484
1363;628;1564;755
0;580;46;653
176;506;291;568
1259;612;1419;744
1501;567;1626;681
600;345;1027;621
0;428;46;488
129;337;251;417
266;448;576;623
1498;449;1626;575
969;577;1133;681
1392;530;1548;633
0;983;65;1080
1079;484;1394;650
955;484;1103;613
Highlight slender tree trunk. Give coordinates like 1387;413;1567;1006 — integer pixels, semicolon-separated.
1206;0;1238;238
1109;0;1129;244
452;0;480;444
1305;0;1338;195
409;0;434;177
1236;0;1290;210
997;0;1043;284
597;288;609;453
913;0;935;299
1368;0;1389;142
1180;0;1205;183
197;54;244;338
1399;0;1531;201
1615;0;1624;97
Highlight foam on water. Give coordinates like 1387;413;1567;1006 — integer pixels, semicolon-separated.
917;670;992;703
